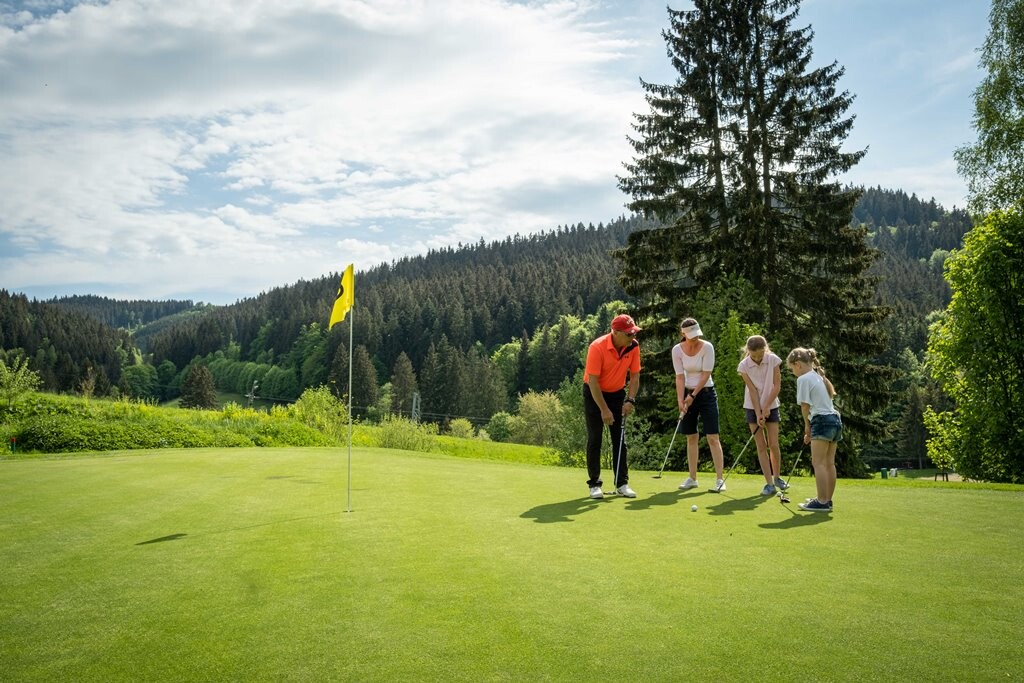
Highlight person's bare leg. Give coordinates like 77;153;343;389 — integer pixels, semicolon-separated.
766;422;782;482
811;439;830;502
823;441;838;502
752;423;772;484
707;434;725;479
687;433;700;480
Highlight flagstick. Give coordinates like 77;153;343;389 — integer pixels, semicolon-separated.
346;307;354;513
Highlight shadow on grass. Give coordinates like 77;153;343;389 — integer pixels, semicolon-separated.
758;507;833;529
704;492;774;516
136;533;188;545
625;482;726;509
135;512;341;545
625;490;687;511
520;497;603;523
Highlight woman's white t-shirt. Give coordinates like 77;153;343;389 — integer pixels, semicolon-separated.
671;340;715;389
737;352;782;410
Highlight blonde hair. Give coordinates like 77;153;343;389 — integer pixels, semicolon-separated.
787;347;827;377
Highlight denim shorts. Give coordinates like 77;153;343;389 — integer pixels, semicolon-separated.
745;408;780;424
810;413;843;442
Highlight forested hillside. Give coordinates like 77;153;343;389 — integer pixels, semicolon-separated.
145;217;645;379
0;290;136;394
47;295;197;330
862;187;973;359
0;188;972;466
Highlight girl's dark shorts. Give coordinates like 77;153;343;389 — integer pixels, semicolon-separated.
745;408;780;424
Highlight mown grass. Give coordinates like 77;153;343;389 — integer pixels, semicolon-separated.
1;448;1021;681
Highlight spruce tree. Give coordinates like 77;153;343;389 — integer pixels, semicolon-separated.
390;352;418;418
618;0;891;470
179;365;217;410
327;343;349;401
350;345;379;414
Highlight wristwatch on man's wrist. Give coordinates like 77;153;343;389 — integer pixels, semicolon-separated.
624;397;636;405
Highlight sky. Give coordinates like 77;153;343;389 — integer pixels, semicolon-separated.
0;0;989;305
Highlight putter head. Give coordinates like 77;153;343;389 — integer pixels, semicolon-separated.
779;494;790;503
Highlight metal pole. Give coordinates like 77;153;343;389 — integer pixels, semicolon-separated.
347;308;354;513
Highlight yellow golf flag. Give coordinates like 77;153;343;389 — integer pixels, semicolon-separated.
329;264;354;329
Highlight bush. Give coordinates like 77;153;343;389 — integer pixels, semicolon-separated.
376;416;438;453
513;391;563;446
448;418;475;439
485;412;514;442
5;393;332;453
288;386;348;443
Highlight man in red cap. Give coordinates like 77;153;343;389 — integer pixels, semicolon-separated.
582;313;641;498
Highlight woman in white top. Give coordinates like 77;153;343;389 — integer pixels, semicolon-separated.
786;347;841;512
737;335;786;496
672;318;726;491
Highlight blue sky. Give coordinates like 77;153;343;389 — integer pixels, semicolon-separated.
0;0;988;304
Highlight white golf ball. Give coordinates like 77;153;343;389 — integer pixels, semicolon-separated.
691;504;698;512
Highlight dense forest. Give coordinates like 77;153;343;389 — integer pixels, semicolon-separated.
0;187;971;466
47;295;197;331
0;290;135;395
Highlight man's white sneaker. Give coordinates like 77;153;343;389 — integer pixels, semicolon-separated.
678;477;699;490
715;479;726;491
616;484;637;498
589;486;604;499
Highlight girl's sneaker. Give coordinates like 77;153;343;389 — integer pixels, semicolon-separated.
760;484;777;496
774;477;790;490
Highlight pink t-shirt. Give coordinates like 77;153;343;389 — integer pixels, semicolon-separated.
737;352;782;410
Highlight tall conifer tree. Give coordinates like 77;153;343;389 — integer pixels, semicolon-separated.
390;352;418;418
618;0;891;458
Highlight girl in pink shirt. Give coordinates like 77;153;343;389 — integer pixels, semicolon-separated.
737;335;786;495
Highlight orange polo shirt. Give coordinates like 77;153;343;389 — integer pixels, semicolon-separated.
584;333;641;392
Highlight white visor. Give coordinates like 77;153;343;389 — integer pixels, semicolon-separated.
681;323;703;340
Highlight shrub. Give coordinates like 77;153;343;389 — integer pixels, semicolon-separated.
7;392;330;453
485;412;514;442
448;418;475;439
376;416;438;453
514;391;563;446
289;386;348;443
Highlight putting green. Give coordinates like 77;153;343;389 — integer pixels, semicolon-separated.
1;448;1021;681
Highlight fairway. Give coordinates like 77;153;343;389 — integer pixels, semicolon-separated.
2;448;1022;681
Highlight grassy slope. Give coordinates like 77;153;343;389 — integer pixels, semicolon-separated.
1;448;1021;681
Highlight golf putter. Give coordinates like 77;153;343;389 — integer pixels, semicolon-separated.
760;429;788;504
604;416;627;496
778;445;805;504
653;417;683;478
713;425;761;492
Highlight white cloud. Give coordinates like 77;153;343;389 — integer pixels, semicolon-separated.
0;0;641;302
0;0;988;303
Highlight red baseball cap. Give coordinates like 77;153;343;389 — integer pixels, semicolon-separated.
611;314;641;335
